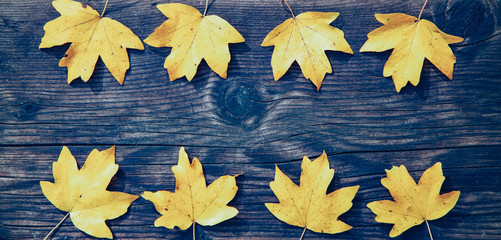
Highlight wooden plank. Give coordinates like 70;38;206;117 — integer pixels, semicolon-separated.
1;145;501;239
1;0;501;239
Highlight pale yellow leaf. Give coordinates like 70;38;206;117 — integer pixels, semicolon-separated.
360;13;463;92
141;147;239;230
262;12;353;90
40;146;138;239
265;151;359;236
367;162;460;237
144;3;245;81
39;0;144;84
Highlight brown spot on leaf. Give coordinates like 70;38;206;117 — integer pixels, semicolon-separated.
59;48;75;66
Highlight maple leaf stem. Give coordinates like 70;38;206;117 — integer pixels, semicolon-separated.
425;220;434;240
283;0;295;18
417;0;429;20
299;226;307;240
203;0;209;16
101;0;110;17
193;222;196;240
43;212;70;240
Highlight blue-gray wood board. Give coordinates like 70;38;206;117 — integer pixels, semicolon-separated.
1;0;500;239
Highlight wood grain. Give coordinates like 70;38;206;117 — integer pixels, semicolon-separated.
1;0;500;239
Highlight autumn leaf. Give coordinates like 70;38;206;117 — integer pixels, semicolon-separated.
141;147;239;235
144;3;245;81
39;0;144;84
360;13;463;92
40;146;138;239
265;151;359;238
367;162;460;238
261;9;353;90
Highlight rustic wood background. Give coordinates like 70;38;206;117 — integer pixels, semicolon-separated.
1;0;500;239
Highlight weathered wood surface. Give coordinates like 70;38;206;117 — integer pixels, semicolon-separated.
1;0;501;239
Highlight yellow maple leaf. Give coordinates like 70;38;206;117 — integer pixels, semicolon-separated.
141;147;239;232
367;162;460;238
261;12;353;90
144;3;245;81
40;146;138;239
39;0;144;84
360;13;463;92
265;151;359;238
